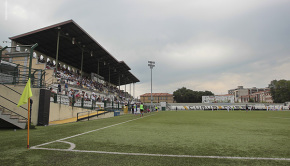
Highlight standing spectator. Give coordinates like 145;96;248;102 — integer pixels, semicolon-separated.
58;83;61;94
50;88;56;97
92;92;96;109
140;103;144;117
65;82;68;95
84;93;88;101
131;104;134;114
68;89;73;106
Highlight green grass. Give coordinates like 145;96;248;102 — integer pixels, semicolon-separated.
1;111;290;166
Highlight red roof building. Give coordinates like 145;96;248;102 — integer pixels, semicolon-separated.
140;93;174;103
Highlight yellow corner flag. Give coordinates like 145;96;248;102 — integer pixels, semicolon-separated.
17;78;33;107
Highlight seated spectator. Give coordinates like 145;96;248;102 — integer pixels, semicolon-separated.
84;93;90;101
75;92;81;101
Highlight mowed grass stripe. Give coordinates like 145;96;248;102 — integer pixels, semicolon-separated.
43;111;290;159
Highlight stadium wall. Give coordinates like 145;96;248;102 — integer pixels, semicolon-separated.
49;103;110;122
0;85;40;125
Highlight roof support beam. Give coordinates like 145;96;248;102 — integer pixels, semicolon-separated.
55;28;60;78
119;74;120;97
29;43;38;79
109;66;111;84
97;59;99;83
81;48;84;77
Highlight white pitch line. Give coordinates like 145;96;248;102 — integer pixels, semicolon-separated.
57;141;76;150
31;114;154;149
271;117;290;120
30;147;290;161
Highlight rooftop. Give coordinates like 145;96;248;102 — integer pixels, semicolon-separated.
9;20;139;86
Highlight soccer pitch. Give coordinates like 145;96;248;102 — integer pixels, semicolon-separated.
1;110;290;165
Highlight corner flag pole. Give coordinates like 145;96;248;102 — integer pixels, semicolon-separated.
27;97;30;149
17;78;33;149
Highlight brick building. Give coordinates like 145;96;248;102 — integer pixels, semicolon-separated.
240;90;273;103
228;86;270;102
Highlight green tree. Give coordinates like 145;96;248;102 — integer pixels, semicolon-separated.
249;98;254;103
269;79;290;103
173;87;214;103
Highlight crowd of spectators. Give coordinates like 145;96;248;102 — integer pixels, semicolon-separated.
50;66;132;105
46;59;55;69
36;55;133;106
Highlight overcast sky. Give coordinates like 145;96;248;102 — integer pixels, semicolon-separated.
1;0;290;98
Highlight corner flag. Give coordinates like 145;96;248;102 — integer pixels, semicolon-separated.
17;78;33;107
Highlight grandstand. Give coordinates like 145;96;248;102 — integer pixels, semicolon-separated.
0;20;139;129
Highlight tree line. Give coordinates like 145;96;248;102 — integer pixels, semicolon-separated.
173;87;214;103
269;79;290;103
173;79;290;103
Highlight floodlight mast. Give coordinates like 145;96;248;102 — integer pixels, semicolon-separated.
148;61;155;112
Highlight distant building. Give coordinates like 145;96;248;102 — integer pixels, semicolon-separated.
202;94;234;103
140;93;174;103
240;90;273;103
228;86;270;102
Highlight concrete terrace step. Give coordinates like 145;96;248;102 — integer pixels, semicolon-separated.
1;109;12;115
0;108;27;129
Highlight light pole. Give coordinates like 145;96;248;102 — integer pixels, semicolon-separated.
148;61;155;112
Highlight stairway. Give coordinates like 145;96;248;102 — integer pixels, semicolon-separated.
0;107;27;129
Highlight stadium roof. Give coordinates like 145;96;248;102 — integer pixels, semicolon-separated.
9;19;139;86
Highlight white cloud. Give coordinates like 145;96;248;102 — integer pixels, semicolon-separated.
11;5;28;20
124;0;289;21
158;35;253;71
